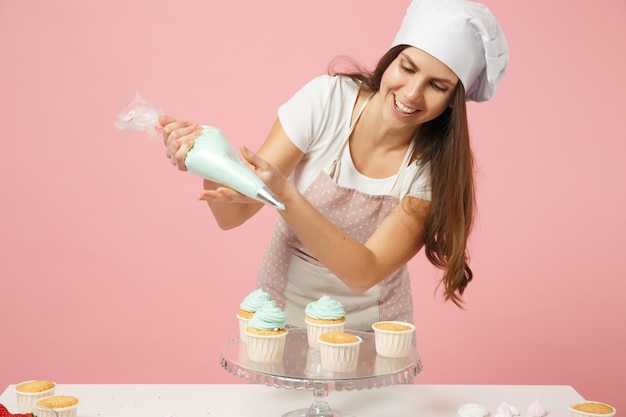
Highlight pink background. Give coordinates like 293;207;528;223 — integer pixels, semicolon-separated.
1;0;625;412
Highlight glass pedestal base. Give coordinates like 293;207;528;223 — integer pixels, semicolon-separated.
282;408;355;417
281;381;355;417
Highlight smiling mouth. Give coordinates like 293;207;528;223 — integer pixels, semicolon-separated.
394;95;418;114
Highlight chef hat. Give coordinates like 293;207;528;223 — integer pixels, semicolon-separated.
392;0;509;102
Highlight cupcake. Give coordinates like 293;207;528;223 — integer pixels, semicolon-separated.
237;288;272;343
569;401;616;417
372;321;415;358
33;395;79;417
304;295;346;349
245;300;288;362
318;331;362;372
15;380;56;413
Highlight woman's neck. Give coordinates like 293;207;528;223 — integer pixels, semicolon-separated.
348;91;417;178
352;91;416;150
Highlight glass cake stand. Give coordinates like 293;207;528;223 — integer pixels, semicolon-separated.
219;328;422;417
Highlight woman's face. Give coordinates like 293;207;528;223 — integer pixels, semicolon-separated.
379;46;459;130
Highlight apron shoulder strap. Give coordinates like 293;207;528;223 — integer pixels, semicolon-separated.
326;92;375;179
389;138;417;197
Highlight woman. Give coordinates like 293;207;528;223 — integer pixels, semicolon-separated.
160;0;509;331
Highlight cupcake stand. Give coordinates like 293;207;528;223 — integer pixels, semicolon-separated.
220;328;422;417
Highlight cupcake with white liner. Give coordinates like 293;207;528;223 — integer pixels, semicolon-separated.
33;395;79;417
15;380;56;413
305;295;346;349
372;321;415;358
318;331;362;372
245;300;288;362
237;288;272;343
569;401;616;417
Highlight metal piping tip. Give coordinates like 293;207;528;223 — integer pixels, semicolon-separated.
256;187;285;211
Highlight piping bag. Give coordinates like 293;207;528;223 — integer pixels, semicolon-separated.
115;92;285;210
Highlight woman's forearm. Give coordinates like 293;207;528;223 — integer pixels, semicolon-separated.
277;184;422;294
202;179;264;230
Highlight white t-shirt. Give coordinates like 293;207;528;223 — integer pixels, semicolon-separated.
278;74;431;200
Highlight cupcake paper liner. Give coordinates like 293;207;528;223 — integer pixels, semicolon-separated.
15;382;56;414
319;336;362;372
372;321;415;358
237;314;251;343
33;401;79;417
305;320;345;349
245;330;288;362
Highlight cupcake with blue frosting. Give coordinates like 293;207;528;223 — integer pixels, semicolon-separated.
237;288;272;342
245;300;288;362
305;295;346;349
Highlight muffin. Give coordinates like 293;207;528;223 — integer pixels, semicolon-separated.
372;321;415;358
318;331;362;372
237;288;272;342
15;380;56;413
245;300;288;362
305;295;346;349
569;401;616;417
33;395;79;417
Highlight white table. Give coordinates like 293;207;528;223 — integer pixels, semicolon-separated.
0;383;584;417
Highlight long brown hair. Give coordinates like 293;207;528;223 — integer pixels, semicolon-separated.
329;45;475;307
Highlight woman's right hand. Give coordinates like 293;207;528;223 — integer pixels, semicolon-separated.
158;115;203;171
